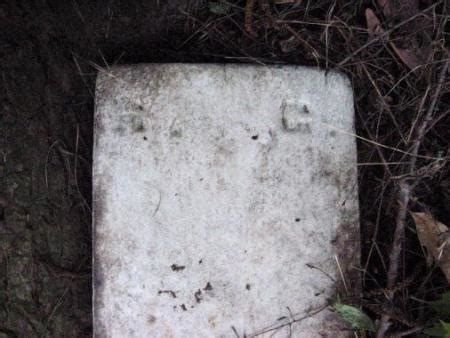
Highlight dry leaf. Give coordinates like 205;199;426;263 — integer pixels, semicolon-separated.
367;0;433;72
365;7;422;69
389;45;421;70
365;8;383;39
411;212;450;282
377;0;422;70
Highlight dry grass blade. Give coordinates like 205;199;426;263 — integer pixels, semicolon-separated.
365;8;383;39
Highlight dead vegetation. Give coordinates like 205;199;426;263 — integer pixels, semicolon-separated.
0;0;449;336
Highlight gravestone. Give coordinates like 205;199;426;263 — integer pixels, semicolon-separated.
93;64;360;337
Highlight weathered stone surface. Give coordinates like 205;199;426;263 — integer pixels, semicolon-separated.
93;64;359;337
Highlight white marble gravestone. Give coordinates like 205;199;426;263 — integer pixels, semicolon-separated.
93;64;359;337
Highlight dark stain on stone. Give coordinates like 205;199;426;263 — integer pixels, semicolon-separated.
170;129;182;138
143;136;147;141
295;218;300;222
158;290;177;298
333;212;360;294
246;283;251;290
92;180;109;337
203;282;213;291
307;146;360;299
147;315;156;325
94;320;107;338
94;113;105;137
194;289;202;303
332;172;360;295
171;264;185;271
92;173;111;274
198;259;203;264
92;170;116;337
281;115;288;131
251;134;259;140
180;304;187;311
93;252;106;332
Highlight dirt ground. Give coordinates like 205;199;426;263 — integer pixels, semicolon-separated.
0;0;449;337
